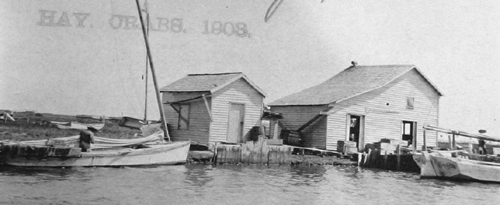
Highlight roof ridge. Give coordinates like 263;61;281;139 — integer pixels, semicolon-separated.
268;64;440;106
352;64;415;67
187;72;242;76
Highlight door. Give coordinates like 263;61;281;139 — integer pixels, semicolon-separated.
227;103;245;143
347;114;365;150
402;121;416;147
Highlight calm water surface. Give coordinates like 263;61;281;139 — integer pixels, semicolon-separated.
0;164;499;205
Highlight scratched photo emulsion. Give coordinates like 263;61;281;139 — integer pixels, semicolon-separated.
1;1;499;204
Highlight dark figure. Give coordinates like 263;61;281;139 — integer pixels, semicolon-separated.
79;127;96;152
478;139;487;155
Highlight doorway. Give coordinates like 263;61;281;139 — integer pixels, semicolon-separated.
402;121;416;146
347;114;365;150
227;103;245;143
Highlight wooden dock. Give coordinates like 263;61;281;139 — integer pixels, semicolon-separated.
188;138;357;166
357;147;419;173
187;139;418;171
214;139;293;165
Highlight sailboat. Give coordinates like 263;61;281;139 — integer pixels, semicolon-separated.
0;0;190;167
413;125;500;182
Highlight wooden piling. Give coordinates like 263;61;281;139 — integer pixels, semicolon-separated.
448;135;453;150
423;130;427;151
452;133;456;150
365;149;371;167
383;151;388;168
396;144;401;171
268;146;277;164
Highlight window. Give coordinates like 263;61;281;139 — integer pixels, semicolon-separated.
178;104;190;130
406;97;414;110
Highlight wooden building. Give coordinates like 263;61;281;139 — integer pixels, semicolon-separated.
160;72;266;145
268;63;442;151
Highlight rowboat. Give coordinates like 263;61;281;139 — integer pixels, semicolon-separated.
0;130;190;167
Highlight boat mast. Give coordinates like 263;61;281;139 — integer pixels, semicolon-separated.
143;0;149;122
135;0;170;141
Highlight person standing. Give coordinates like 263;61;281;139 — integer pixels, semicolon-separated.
478;139;487;155
79;127;96;152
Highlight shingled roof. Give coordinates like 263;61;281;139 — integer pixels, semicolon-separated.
160;72;266;97
268;64;442;106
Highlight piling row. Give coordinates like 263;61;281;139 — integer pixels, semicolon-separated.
213;139;293;165
358;148;419;173
188;140;419;173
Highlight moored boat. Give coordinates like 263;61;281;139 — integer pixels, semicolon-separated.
428;153;500;183
413;125;500;183
0;131;190;167
413;151;439;178
0;1;193;168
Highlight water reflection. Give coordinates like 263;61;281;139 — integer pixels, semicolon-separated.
183;164;214;188
0;166;94;183
288;165;327;186
1;164;500;205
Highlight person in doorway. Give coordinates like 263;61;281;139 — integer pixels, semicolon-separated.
79;127;96;152
478;139;487;155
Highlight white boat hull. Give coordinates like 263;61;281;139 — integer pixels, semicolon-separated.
428;154;500;183
413;152;438;177
3;141;190;167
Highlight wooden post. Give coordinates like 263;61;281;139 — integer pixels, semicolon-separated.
202;94;213;122
452;133;456;150
423;130;427;151
448;135;453;150
364;149;371;167
383;151;388;169
273;120;280;139
357;153;362;166
397;144;401;171
412;131;417;151
212;142;218;164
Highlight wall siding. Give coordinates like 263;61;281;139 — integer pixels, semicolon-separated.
163;97;211;144
326;69;439;150
210;78;264;142
268;105;328;148
269;105;328;131
301;116;327;149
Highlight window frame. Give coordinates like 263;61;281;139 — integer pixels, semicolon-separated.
406;97;415;110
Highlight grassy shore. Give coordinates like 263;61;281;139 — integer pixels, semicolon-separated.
0;113;142;141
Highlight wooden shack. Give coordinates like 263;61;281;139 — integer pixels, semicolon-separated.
160;72;266;145
268;63;442;151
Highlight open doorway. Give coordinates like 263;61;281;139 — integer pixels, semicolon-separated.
347;114;365;150
402;121;416;146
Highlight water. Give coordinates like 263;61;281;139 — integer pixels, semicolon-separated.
0;165;499;205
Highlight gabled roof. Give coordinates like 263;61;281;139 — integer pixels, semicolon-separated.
160;72;266;97
268;64;442;106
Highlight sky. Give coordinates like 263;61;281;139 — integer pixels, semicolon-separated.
1;0;499;137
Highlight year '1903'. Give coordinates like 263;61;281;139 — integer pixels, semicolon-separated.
36;10;251;38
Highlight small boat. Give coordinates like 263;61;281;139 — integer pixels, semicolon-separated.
55;121;105;131
413;125;500;182
427;152;500;182
0;1;192;167
0;131;190;167
413;151;441;178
